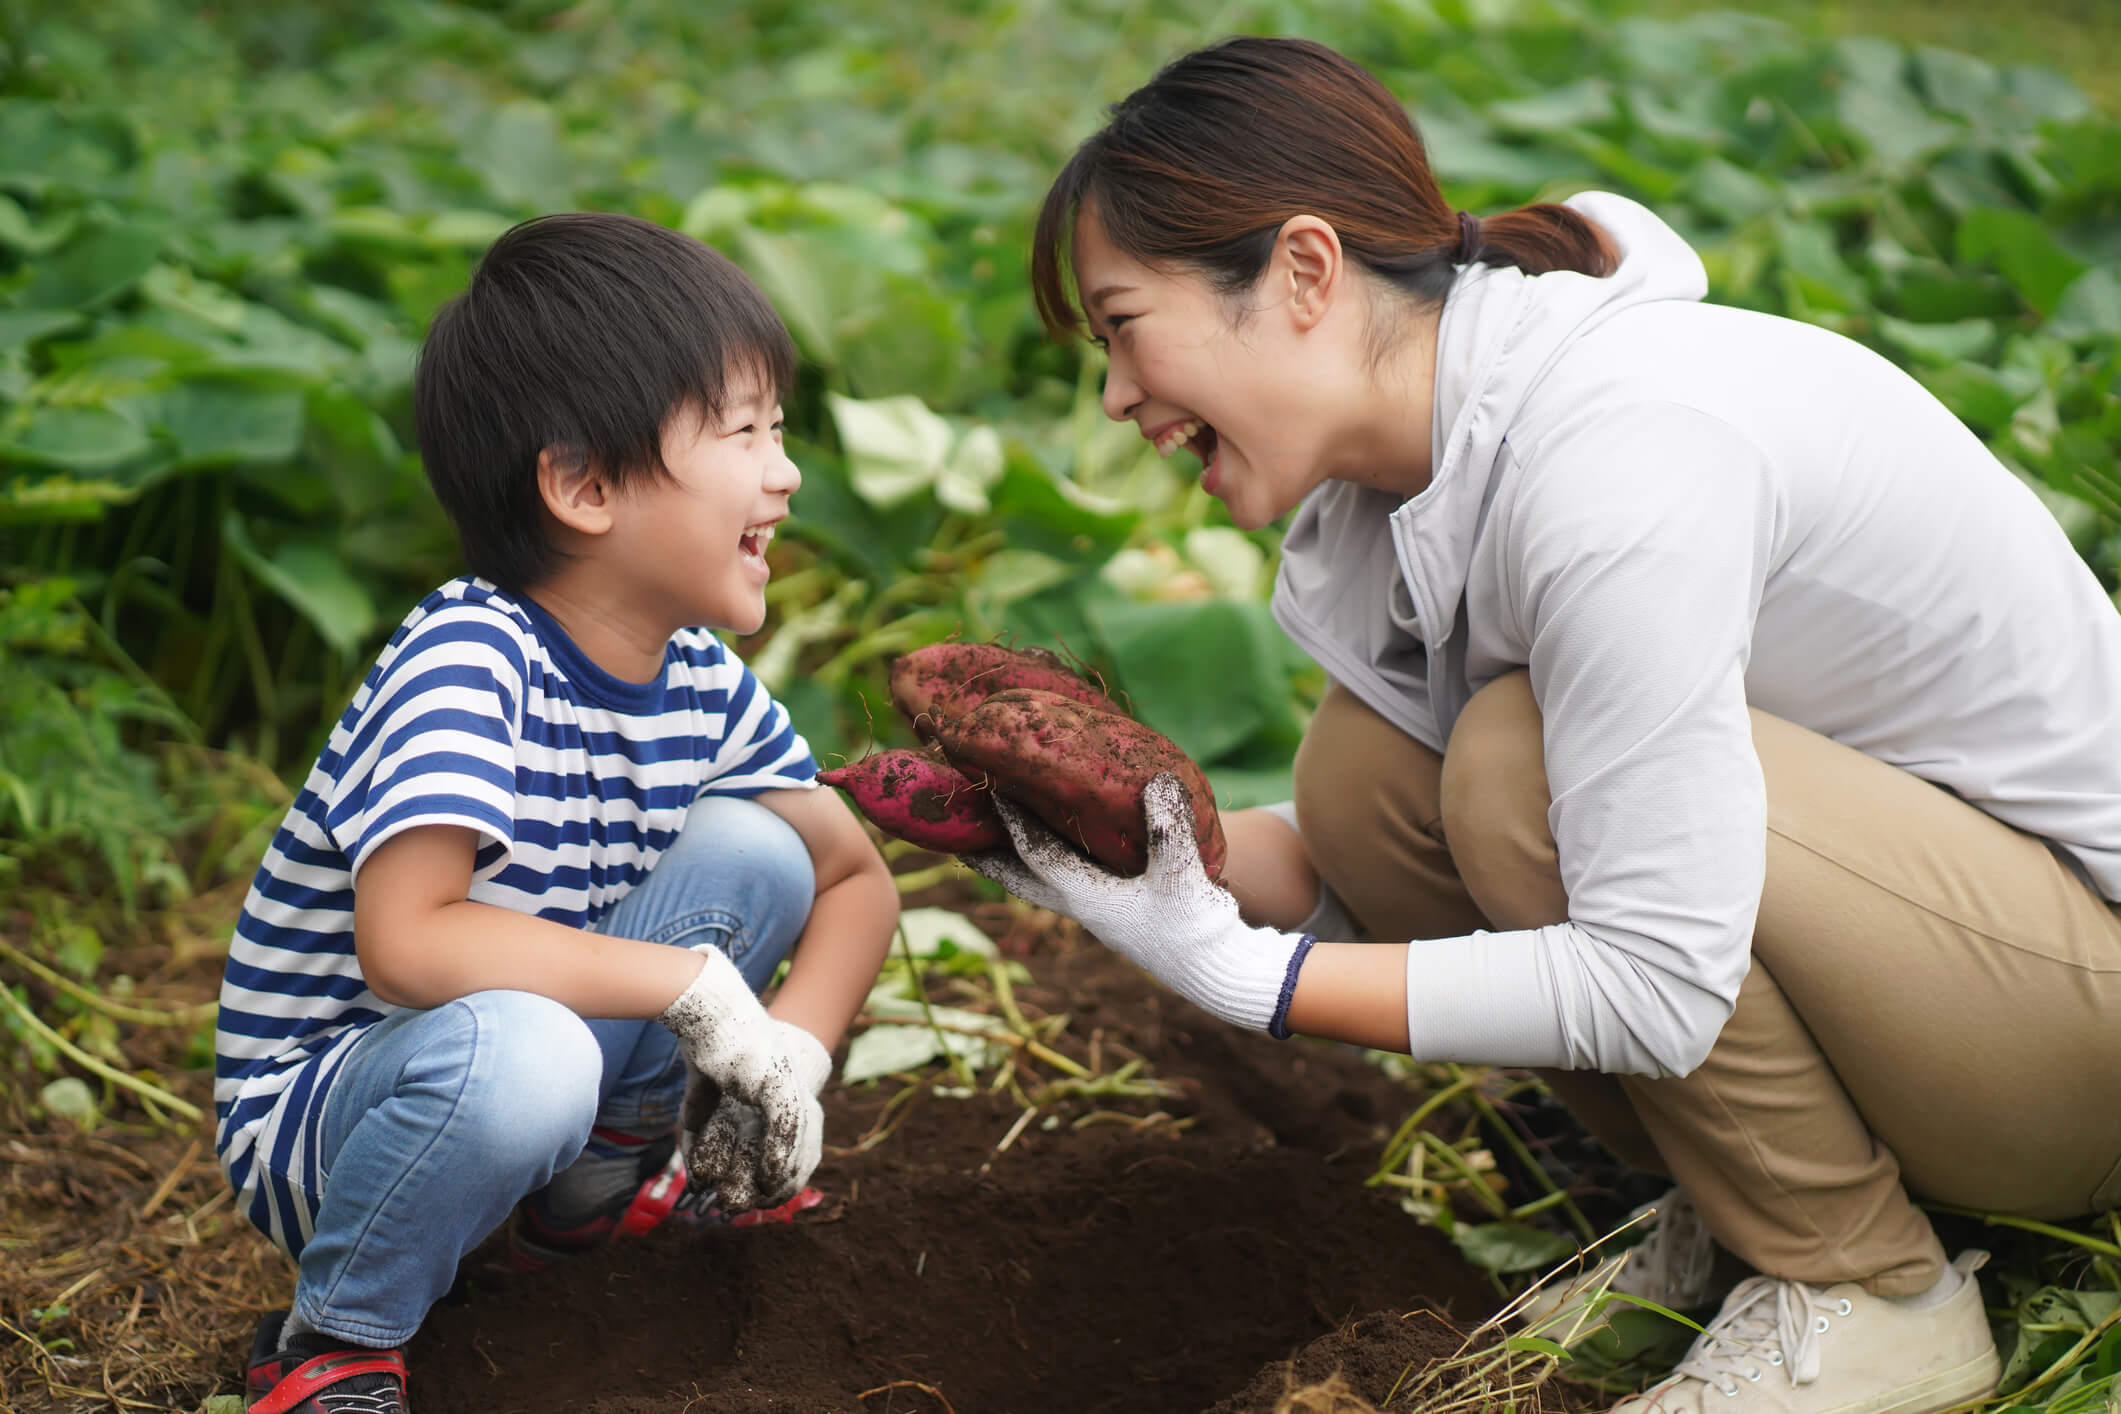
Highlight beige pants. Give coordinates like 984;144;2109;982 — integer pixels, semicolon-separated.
1293;674;2121;1296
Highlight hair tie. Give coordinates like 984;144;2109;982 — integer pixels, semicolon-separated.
1455;210;1483;264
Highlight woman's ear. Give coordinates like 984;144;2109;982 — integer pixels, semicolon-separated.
1275;215;1344;332
537;446;614;537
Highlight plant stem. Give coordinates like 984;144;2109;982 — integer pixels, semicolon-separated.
0;983;203;1122
0;937;217;1026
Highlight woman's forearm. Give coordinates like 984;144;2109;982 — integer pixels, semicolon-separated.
1281;940;1411;1052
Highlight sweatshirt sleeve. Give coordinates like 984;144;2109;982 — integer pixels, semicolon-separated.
1401;403;1775;1077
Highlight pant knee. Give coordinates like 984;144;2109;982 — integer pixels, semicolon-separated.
1295;684;1430;901
662;795;815;963
1439;672;1565;929
443;991;601;1169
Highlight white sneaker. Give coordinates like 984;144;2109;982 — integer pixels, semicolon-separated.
1608;1250;2002;1414
1516;1188;1726;1337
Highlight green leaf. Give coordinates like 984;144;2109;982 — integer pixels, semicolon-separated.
466;101;571;208
0;311;83;352
1875;315;1996;365
1956;208;2089;317
19;224;165;311
898;907;995;959
1454;1221;1580;1275
40;1077;98;1131
1502;1335;1570;1360
1088;599;1295;766
220;514;378;658
1916;362;2028;434
154;383;304;468
0;406;152;470
0;194;79;255
827;392;954;509
2049;269;2121;341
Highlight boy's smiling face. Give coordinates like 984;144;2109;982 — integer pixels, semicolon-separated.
617;377;800;637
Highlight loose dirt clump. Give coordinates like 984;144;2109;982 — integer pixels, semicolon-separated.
1207;1311;1471;1414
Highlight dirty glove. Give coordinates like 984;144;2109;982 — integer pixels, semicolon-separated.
659;946;823;1211
968;773;1315;1036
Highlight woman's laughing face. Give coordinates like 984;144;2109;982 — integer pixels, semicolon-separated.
1072;207;1342;531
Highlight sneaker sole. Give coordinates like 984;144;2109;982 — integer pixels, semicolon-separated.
1810;1347;2002;1414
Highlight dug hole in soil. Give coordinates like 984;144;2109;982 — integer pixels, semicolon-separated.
412;930;1501;1414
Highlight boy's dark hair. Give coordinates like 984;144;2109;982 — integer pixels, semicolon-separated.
413;212;798;590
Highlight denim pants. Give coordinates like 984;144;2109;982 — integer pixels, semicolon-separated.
288;795;814;1347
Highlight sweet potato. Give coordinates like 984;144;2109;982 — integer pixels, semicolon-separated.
817;750;1005;854
889;641;1117;744
933;688;1225;880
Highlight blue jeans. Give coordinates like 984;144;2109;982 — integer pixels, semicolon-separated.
290;795;814;1347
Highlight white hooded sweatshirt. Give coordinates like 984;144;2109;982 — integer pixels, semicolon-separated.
1270;192;2121;1079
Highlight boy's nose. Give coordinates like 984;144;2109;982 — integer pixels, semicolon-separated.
769;447;802;496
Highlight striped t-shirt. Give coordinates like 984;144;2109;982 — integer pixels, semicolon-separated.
213;576;816;1255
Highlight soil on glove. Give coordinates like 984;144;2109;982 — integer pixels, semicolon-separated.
410;933;1501;1414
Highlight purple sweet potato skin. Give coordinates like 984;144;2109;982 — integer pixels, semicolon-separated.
889;642;1116;743
933;688;1226;880
817;750;1006;854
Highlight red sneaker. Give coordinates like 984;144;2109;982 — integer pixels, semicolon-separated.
245;1311;408;1413
508;1139;825;1271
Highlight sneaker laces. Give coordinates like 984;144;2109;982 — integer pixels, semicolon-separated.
1668;1275;1850;1396
1615;1189;1718;1308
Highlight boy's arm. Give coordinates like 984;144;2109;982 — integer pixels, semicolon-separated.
752;784;899;1051
353;825;704;1015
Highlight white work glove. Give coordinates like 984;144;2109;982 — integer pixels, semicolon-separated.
683;1018;832;1211
968;773;1316;1036
658;946;823;1212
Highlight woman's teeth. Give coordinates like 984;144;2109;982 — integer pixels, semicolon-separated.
1155;419;1204;458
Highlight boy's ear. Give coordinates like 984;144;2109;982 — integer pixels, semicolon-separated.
537;445;614;537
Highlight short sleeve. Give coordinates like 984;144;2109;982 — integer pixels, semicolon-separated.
697;653;818;799
324;607;531;879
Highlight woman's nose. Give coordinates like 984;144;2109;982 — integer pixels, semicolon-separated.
1100;357;1142;423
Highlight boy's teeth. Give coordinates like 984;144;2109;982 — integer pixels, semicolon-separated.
1155;419;1204;458
742;523;775;549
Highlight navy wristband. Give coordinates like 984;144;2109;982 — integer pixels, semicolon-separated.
1266;933;1317;1040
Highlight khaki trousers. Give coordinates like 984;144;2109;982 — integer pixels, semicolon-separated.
1293;674;2121;1296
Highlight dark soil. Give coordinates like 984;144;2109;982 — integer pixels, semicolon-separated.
410;935;1497;1414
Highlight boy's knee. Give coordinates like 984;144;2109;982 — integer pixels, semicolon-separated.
444;991;601;1165
1439;673;1563;928
669;795;814;927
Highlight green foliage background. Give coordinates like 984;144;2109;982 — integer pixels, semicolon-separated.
2;0;2119;1403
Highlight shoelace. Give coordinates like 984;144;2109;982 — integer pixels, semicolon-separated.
1616;1189;1718;1307
1668;1275;1852;1397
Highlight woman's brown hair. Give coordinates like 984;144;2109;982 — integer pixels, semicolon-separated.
1031;37;1617;337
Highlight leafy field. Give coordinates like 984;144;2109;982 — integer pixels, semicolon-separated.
3;0;2120;1409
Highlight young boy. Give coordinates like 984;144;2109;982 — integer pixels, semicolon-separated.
214;212;899;1413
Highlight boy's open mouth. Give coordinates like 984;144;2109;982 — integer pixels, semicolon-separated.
739;521;776;561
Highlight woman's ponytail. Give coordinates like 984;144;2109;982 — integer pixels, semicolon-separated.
1032;37;1617;339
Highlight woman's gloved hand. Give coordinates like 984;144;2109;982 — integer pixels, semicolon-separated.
967;773;1315;1036
657;947;824;1211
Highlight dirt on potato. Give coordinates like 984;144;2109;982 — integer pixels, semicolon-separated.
407;935;1495;1414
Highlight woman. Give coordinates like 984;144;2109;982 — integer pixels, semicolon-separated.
972;35;2121;1414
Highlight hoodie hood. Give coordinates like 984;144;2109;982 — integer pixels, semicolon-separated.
1271;191;1709;749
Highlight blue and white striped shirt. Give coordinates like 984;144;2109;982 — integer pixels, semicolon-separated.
213;577;816;1254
